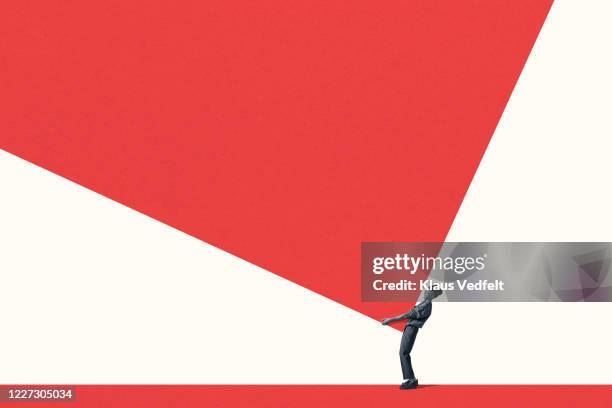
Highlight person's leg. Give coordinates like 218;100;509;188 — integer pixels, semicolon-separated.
399;326;419;381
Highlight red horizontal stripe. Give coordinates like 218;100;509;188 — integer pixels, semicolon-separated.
1;385;611;407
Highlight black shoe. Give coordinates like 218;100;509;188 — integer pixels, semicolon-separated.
399;379;418;390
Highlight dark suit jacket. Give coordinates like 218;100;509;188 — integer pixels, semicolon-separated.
405;300;432;328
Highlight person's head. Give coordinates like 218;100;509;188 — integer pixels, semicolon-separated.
423;288;443;302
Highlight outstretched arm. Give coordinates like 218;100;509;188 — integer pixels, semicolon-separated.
381;303;424;325
381;311;411;325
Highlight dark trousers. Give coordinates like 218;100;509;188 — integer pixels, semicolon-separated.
399;325;419;380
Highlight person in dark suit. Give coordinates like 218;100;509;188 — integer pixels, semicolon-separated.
382;288;443;389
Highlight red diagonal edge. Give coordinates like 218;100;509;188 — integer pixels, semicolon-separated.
0;1;553;324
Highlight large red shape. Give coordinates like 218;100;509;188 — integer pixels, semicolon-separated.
0;1;552;322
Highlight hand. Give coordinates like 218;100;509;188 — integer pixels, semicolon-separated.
382;318;393;325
